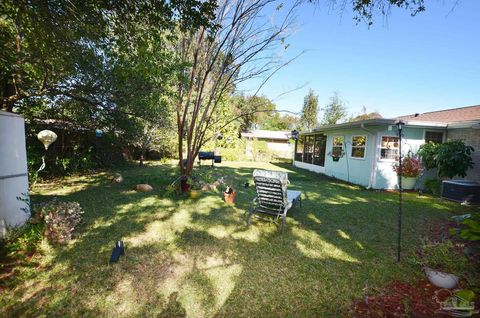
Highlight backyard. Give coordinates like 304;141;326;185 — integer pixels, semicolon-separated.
1;161;476;317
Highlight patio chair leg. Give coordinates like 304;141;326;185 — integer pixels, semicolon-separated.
281;214;286;233
247;211;252;226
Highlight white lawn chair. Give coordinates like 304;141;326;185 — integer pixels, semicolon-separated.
248;169;302;232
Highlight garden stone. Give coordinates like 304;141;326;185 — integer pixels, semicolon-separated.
136;184;153;192
112;173;123;183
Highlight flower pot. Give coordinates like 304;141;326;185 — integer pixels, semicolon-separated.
401;176;417;190
224;191;237;204
424;267;459;289
190;190;200;199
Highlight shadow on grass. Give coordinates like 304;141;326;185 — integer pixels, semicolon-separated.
2;161;475;317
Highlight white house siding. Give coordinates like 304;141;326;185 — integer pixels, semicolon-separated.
447;128;480;181
322;127;380;188
293;160;325;174
0;111;30;236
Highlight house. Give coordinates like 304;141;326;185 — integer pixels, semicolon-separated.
241;130;293;159
293;105;480;189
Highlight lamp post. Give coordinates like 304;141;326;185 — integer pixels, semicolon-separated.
396;120;405;262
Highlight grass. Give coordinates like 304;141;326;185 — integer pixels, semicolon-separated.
0;161;476;317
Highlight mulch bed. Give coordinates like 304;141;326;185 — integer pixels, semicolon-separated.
352;215;480;317
352;279;454;317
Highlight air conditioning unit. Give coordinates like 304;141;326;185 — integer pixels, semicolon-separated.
442;180;480;205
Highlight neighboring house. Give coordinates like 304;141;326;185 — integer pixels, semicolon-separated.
293;105;480;189
241;130;293;159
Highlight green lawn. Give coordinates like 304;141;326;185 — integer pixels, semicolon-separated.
1;161;475;317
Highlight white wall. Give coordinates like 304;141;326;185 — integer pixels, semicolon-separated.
293;160;325;174
0;111;30;236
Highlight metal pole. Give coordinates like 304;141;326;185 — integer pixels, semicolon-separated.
397;126;403;262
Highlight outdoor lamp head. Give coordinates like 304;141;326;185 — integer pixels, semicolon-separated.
37;130;57;150
291;129;299;140
396;121;405;131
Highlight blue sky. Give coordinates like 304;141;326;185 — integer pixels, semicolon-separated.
239;0;480;119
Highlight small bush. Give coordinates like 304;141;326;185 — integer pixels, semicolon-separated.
221;147;247;161
424;179;442;196
36;199;84;244
411;240;471;275
1;222;44;255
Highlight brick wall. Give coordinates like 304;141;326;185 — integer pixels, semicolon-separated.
447;128;480;181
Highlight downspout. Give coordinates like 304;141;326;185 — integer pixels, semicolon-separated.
360;123;378;189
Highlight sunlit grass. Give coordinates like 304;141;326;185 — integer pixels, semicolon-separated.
1;160;476;317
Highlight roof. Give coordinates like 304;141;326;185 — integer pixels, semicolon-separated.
241;130;290;140
397;105;480;124
300;105;480;135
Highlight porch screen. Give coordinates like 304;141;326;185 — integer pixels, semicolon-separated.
313;134;327;166
304;135;314;163
295;137;304;161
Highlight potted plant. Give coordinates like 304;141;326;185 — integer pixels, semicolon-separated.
224;186;237;204
393;153;420;190
414;240;470;289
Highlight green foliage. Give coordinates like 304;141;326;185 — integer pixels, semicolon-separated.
36;199;84;244
423;178;441;196
418;142;439;170
221;146;247;161
349;106;382;122
419;140;474;178
321;92;348;125
411;240;471;275
435;140;474;178
2;222;44;255
450;214;480;241
301;89;319;130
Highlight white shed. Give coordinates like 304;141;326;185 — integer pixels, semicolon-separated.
0;111;30;237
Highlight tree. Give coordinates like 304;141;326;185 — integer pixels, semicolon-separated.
174;0;300;177
349;106;382;122
321;92;348;125
310;0;426;25
300;89;319;130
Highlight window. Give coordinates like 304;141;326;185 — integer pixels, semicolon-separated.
380;136;399;160
313;134;327;166
425;131;444;144
294;136;304;161
331;136;344;157
351;135;367;159
304;135;314;163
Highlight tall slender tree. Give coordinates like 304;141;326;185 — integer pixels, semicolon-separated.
300;89;319;130
174;0;301;177
321;92;348;125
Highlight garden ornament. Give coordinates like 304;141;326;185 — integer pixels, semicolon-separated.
37;130;57;150
35;130;58;176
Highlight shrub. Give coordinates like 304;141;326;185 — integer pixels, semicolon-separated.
417;142;438;170
1;222;44;255
418;140;474;178
392;154;421;177
412;240;471;275
221;147;247;161
423;178;442;196
36;199;84;244
450;213;480;242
